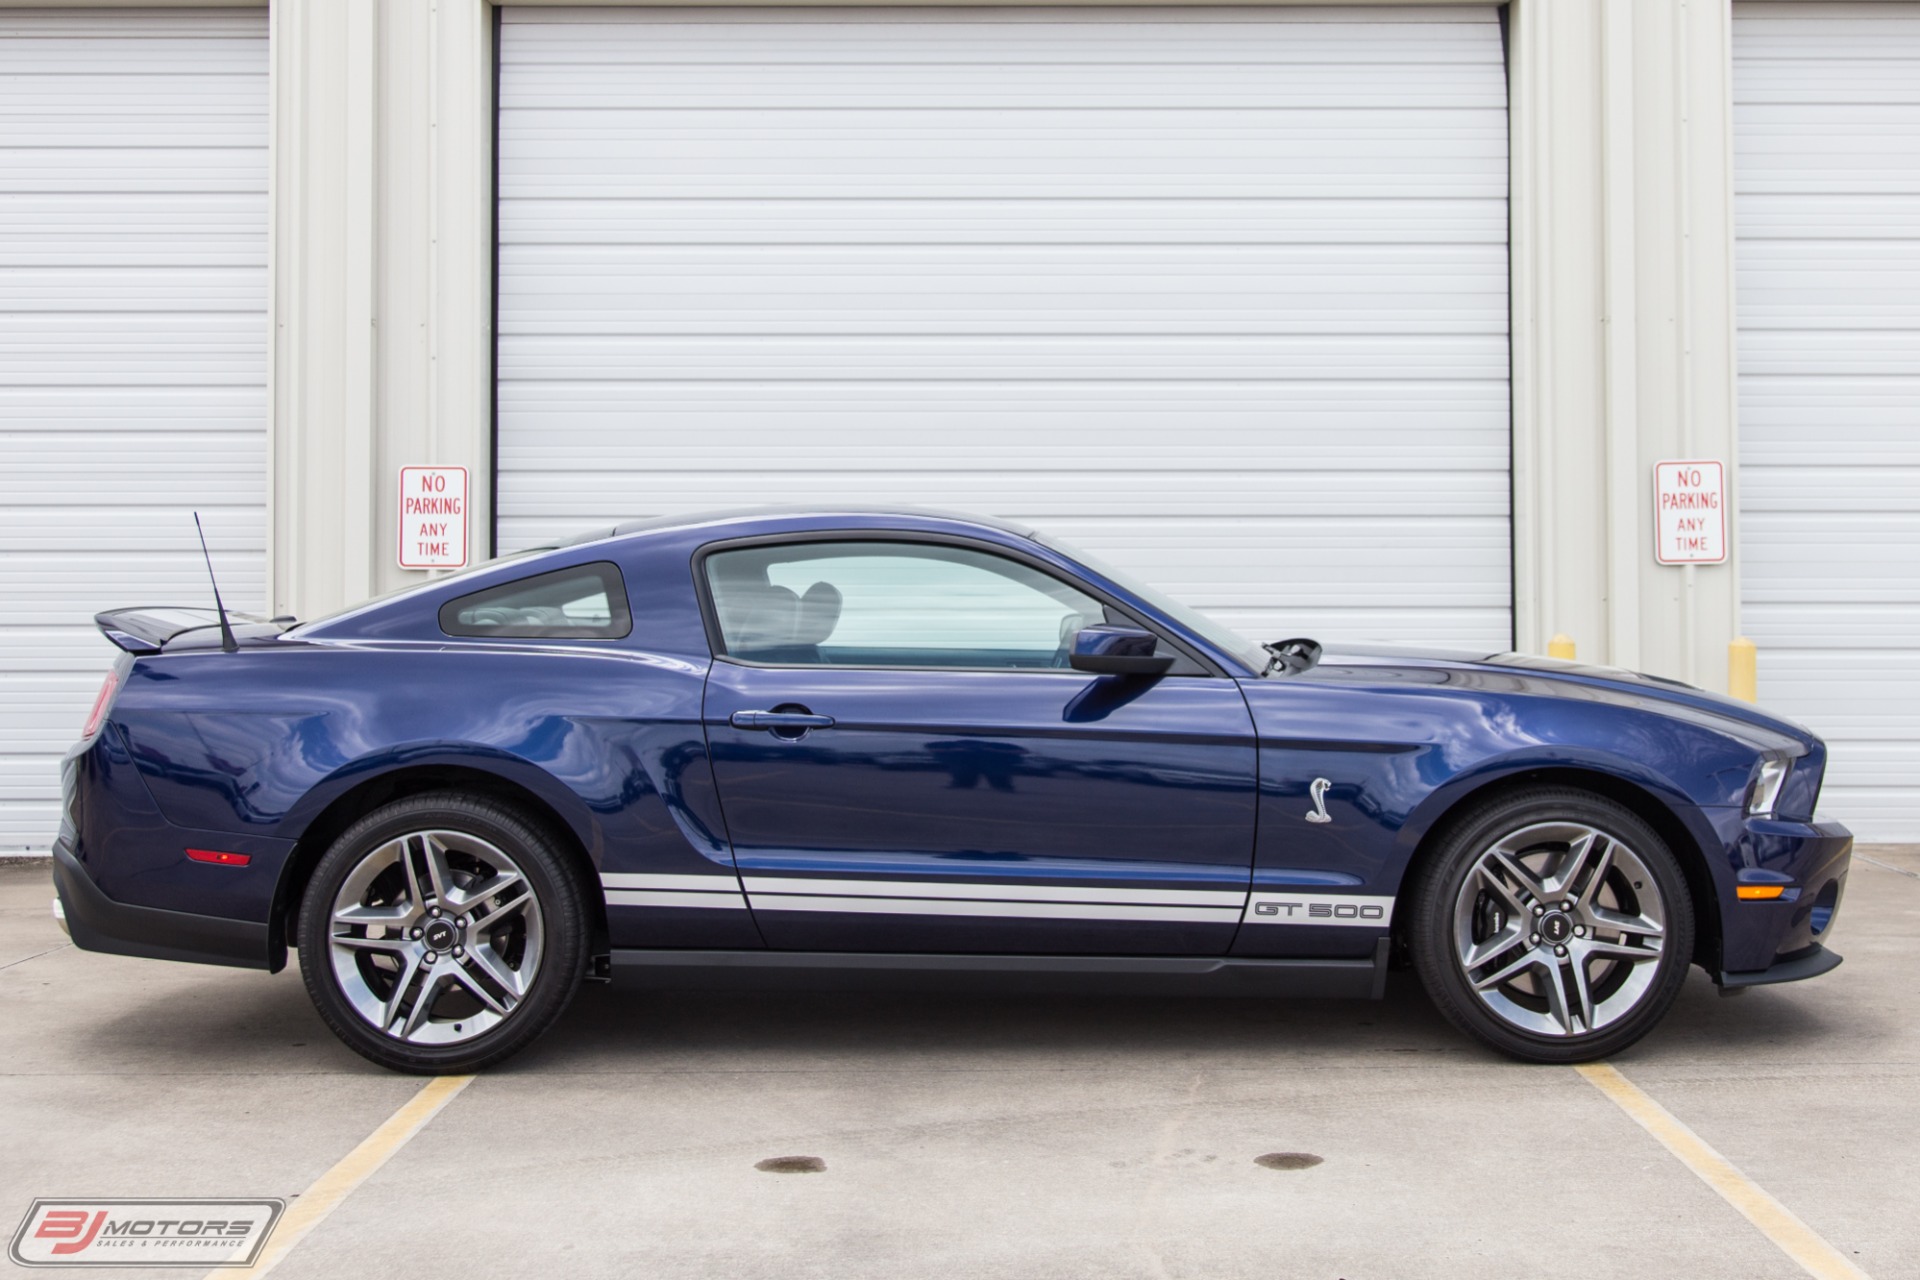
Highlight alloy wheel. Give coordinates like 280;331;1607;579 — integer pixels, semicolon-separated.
327;829;545;1046
1451;820;1669;1038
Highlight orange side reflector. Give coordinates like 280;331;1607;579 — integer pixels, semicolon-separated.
186;848;251;867
1736;884;1785;901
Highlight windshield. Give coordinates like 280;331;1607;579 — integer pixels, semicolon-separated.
1035;533;1271;674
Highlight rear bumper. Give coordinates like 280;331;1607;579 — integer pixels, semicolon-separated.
53;841;271;970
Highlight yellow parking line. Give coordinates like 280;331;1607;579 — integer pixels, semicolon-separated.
1576;1063;1870;1280
210;1074;474;1280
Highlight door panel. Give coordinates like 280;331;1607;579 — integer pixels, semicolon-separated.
703;661;1258;954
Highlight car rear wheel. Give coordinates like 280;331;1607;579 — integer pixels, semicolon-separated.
1409;787;1695;1063
296;792;589;1074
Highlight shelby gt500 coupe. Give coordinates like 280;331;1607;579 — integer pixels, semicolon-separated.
54;508;1851;1073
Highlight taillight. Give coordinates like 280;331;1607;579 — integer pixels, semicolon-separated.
81;670;120;740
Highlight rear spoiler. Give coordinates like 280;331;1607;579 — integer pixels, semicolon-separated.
94;607;282;655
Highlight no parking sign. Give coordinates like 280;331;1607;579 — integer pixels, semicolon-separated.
398;466;469;570
1653;460;1726;565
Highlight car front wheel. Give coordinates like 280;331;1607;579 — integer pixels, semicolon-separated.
1409;787;1695;1063
296;792;589;1074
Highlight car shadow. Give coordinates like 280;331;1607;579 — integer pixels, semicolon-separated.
518;973;1463;1070
63;965;373;1074
1628;969;1854;1060
62;962;1847;1076
506;966;1843;1076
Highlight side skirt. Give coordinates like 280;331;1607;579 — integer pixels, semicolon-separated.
609;938;1390;1000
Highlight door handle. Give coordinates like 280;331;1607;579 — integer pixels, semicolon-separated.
730;710;836;731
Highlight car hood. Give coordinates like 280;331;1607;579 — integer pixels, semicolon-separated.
1299;643;1817;754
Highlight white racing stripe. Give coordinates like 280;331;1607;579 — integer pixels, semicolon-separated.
601;871;1395;926
605;889;749;911
744;894;1243;924
741;875;1247;907
601;872;743;892
601;871;749;911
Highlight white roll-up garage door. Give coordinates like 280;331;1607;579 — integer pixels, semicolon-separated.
1734;3;1920;840
496;6;1511;649
0;9;268;851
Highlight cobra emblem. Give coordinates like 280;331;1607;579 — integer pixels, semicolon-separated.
1305;777;1333;824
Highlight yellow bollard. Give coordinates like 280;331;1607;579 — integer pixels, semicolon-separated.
1548;633;1576;661
1729;636;1758;703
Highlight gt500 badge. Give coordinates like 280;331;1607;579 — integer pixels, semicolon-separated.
1245;894;1394;927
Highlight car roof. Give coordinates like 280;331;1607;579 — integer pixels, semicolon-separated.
290;505;1045;644
558;505;1037;547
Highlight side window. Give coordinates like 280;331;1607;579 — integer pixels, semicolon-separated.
439;562;631;640
704;541;1114;669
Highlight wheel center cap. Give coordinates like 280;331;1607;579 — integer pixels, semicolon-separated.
423;919;458;951
1540;912;1573;945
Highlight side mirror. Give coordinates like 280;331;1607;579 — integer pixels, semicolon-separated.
1069;625;1174;676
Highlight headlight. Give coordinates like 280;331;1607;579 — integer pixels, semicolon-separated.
1746;755;1792;817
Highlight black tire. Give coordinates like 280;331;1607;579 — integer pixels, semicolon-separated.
1408;786;1695;1064
296;791;590;1074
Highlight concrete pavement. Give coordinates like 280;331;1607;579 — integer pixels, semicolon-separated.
2;849;1913;1278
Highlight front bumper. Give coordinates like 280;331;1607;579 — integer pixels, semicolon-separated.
1715;817;1853;981
1718;942;1843;989
52;840;271;970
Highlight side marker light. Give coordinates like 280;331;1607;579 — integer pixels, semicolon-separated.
186;848;252;867
1736;884;1785;901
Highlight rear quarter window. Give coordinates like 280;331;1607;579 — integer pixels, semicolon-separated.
439;561;632;640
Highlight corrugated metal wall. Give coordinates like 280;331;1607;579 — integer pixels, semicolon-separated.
0;9;268;850
495;5;1512;650
1734;3;1920;839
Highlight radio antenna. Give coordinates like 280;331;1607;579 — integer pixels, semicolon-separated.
193;512;239;653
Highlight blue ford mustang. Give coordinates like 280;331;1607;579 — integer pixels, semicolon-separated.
53;508;1852;1073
